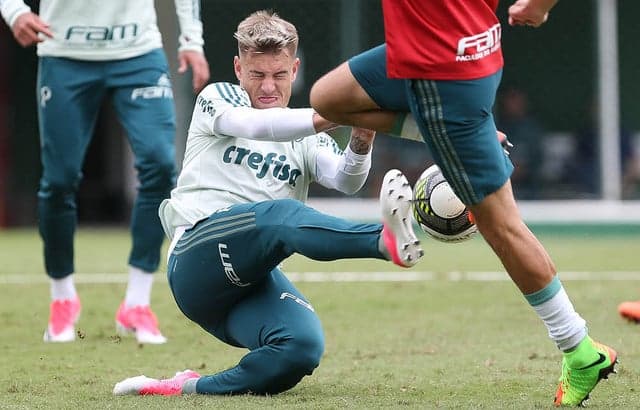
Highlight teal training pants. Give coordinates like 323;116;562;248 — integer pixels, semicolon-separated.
37;49;176;277
168;199;384;394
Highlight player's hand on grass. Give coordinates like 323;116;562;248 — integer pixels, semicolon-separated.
178;50;210;93
11;12;53;47
508;0;558;27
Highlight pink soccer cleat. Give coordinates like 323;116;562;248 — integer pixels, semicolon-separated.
43;296;81;342
380;169;424;267
115;302;167;344
113;369;201;396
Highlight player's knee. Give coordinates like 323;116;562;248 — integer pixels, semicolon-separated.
309;80;330;116
470;182;521;237
310;88;344;124
39;169;82;196
286;332;324;373
260;333;324;394
310;64;359;124
154;158;176;187
137;153;176;191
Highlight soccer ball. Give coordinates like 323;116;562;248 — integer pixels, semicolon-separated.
412;165;477;242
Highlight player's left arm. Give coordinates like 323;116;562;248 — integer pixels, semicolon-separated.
173;0;210;92
314;128;375;195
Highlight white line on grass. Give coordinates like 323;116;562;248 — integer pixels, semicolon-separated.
0;271;639;284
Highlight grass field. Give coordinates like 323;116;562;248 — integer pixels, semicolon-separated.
1;226;639;409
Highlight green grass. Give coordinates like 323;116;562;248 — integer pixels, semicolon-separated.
1;227;639;409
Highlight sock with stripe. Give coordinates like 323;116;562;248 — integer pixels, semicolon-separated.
524;275;587;352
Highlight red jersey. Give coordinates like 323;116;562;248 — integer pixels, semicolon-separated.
383;0;504;80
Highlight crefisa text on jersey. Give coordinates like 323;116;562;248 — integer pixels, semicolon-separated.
222;146;303;186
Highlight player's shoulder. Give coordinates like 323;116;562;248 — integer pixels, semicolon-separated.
198;82;251;108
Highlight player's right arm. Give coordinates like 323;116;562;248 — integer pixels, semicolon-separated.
508;0;559;27
189;82;338;141
1;0;52;47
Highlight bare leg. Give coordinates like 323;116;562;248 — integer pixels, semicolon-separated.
469;179;555;293
313;61;555;293
310;62;398;132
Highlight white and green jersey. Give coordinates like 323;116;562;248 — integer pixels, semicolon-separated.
160;82;371;239
0;0;203;60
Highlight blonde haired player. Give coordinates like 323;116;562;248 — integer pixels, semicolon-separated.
113;10;422;396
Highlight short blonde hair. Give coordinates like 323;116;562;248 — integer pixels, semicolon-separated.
234;10;298;56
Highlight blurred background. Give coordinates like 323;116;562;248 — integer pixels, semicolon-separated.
0;0;639;228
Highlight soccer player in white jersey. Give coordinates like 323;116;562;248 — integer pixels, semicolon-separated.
113;10;423;396
1;0;210;344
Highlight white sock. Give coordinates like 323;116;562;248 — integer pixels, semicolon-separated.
124;266;154;307
532;287;587;351
50;275;77;301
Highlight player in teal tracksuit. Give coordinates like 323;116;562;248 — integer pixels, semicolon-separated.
113;10;423;396
2;0;210;344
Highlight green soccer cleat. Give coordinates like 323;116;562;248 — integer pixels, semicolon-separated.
554;336;618;407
